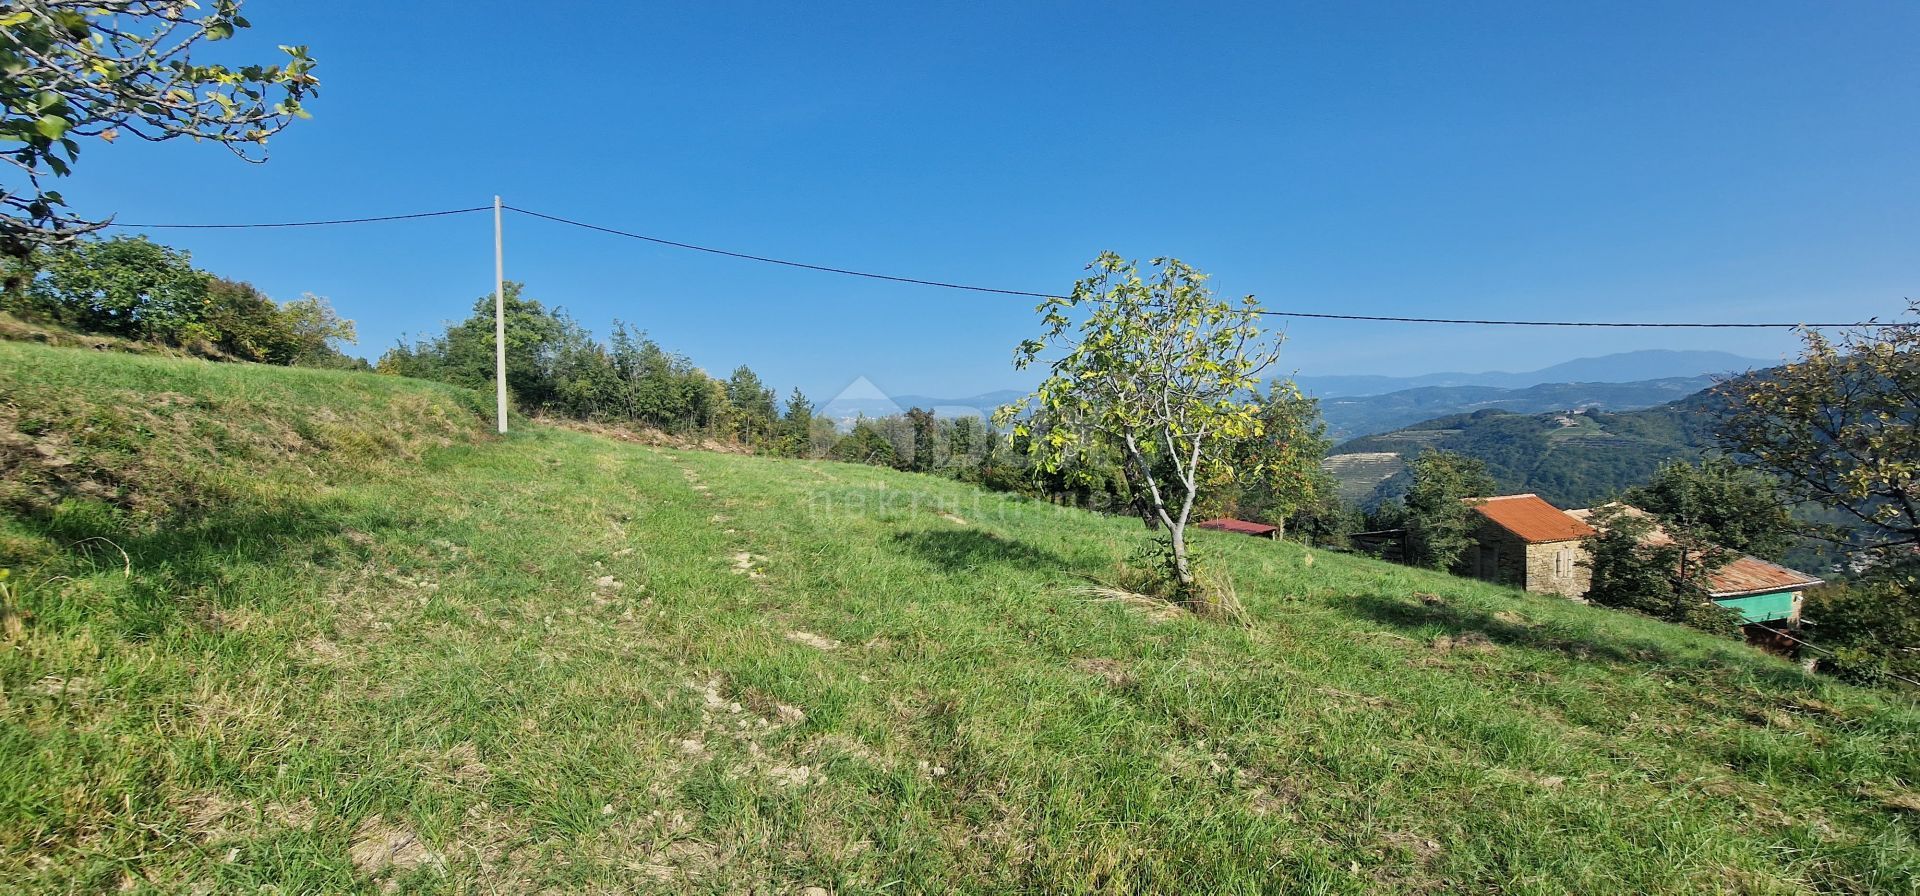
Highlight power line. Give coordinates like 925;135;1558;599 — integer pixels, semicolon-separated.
106;206;492;229
1252;310;1877;329
503;205;1061;299
502;205;1892;330
95;201;1900;329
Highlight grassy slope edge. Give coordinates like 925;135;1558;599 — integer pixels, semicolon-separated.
0;342;1915;894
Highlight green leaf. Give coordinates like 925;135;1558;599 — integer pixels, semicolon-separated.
34;114;68;139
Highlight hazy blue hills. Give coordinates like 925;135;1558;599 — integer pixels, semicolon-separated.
1295;349;1770;398
1318;375;1717;440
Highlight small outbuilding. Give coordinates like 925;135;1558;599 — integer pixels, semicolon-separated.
1462;494;1597;598
1198;518;1280;539
1568;504;1824;638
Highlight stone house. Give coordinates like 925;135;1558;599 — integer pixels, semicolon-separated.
1459;494;1597;598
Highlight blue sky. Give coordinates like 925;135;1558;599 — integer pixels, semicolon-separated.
74;1;1919;399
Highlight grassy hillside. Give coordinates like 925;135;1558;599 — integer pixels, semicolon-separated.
2;342;1916;894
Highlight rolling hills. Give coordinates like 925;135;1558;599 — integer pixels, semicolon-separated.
1325;389;1720;510
1295;349;1770;398
1316;375;1717;440
1;342;1915;894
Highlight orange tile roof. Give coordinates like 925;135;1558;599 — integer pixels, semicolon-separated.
1469;494;1597;544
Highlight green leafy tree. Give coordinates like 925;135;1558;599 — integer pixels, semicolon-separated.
199;280;356;365
377;283;581;410
905;407;938;472
22;235;209;341
1717;306;1920;556
947;416;984;481
998;252;1280;597
1401;451;1497;571
6;236;357;362
1804;573;1919;687
832;421;900;468
275;294;358;367
1624;459;1793;561
0;2;317;257
1584;506;1742;636
724;366;779;448
780;388;815;457
1202;379;1333;534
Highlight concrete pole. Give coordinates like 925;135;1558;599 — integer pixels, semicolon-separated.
494;196;508;434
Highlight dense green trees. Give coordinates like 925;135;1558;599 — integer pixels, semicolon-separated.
1576;460;1793;637
376;290;794;446
1;235;358;366
1717;307;1920;557
1391;451;1498;571
1201;381;1336;534
1713;308;1920;686
1804;573;1920;686
1623;459;1793;561
1582;505;1742;636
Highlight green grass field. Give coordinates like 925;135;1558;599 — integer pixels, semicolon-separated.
2;341;1917;894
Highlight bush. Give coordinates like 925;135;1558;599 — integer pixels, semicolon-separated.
0;236;359;366
1806;570;1920;687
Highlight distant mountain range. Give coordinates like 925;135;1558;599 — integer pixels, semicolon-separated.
1317;375;1717;440
819;350;1772;435
1294;350;1770;398
816;381;1025;427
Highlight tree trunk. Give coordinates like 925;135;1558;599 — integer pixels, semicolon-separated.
1169;523;1194;593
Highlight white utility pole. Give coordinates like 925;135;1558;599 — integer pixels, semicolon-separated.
493;195;508;434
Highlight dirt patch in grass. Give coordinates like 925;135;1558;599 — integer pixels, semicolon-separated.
350;816;444;880
1429;631;1496;654
731;552;766;579
1869;788;1920;814
1075;658;1135;688
785;630;841;650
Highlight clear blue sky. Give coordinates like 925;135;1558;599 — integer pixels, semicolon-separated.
75;1;1919;400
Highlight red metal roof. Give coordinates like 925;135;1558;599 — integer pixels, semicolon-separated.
1704;555;1824;597
1198;518;1279;536
1469;494;1597;544
1570;504;1824;597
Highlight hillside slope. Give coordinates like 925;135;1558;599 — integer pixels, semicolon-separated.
1;343;1915;894
1328;391;1720;509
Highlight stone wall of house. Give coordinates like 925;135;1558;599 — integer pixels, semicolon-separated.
1462;523;1530;589
1523;539;1591;598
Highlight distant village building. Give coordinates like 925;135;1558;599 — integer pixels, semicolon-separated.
1197;518;1280;539
1460;494;1597;598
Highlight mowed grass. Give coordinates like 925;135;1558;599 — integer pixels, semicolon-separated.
1;341;1916;894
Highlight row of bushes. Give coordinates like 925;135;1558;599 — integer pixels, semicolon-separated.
0;236;362;367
